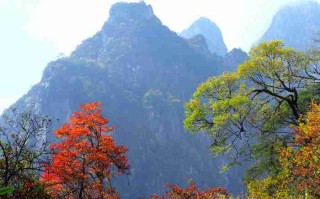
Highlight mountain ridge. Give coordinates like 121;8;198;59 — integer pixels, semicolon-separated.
10;2;246;197
259;1;320;51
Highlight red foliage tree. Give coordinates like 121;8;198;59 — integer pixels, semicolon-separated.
41;102;130;199
150;183;229;199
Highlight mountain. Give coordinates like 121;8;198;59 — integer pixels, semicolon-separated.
185;36;247;71
259;1;320;51
186;34;212;57
223;48;247;70
11;2;246;197
181;17;228;56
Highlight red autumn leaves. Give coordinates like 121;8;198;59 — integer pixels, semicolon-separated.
40;102;229;198
41;102;129;199
150;183;229;199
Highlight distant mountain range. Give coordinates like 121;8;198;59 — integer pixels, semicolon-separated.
181;1;320;53
259;1;320;51
181;17;228;56
10;2;246;197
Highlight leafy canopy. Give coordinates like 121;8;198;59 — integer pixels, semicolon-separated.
41;102;130;199
184;40;318;176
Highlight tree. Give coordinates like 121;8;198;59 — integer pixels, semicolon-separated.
184;40;317;177
247;102;320;198
238;41;309;123
301;39;320;82
41;102;130;199
286;102;320;197
184;72;259;166
0;108;51;197
246;146;297;199
150;182;229;199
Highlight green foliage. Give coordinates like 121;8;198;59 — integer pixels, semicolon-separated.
297;86;320;114
238;40;308;122
238;41;306;79
0;109;51;197
245;136;283;180
184;40;319;177
185;71;286;168
185;72;249;134
0;187;13;196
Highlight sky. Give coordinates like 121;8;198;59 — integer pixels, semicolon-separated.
0;0;316;113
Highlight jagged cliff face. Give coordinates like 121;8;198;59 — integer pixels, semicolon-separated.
12;2;246;197
259;1;320;51
181;17;228;56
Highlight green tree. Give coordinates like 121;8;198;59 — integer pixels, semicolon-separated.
238;41;308;123
0;108;51;198
184;72;256;165
184;40;317;178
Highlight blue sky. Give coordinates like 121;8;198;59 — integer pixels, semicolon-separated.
0;0;315;113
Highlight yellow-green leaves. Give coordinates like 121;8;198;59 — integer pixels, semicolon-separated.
185;72;245;131
193;72;240;99
184;98;206;132
238;40;307;81
237;40;310;122
184;40;319;176
184;72;254;160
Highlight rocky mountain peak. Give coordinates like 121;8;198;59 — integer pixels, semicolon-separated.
11;2;246;197
107;1;159;26
181;17;227;56
196;17;218;26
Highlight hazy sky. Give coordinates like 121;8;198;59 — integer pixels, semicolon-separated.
0;0;316;112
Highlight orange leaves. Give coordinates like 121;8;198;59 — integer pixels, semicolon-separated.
273;101;320;197
151;182;229;199
288;102;320;196
80;102;102;113
246;102;320;198
41;102;129;199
